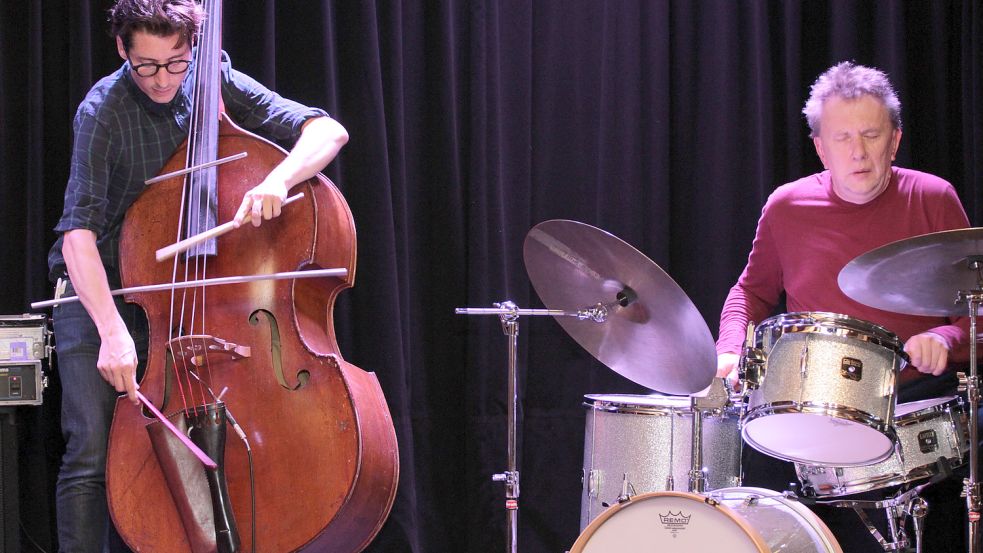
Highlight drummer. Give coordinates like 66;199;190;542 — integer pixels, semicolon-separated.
716;61;972;551
716;61;970;394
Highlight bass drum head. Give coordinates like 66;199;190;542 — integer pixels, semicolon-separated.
712;487;843;553
570;489;841;553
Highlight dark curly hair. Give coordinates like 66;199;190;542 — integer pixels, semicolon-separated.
109;0;205;52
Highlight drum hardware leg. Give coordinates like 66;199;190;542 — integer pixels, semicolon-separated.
690;378;730;493
690;412;705;493
601;475;635;508
886;503;908;552
820;482;937;552
909;496;928;553
847;502;908;551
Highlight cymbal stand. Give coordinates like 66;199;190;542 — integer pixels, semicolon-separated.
957;279;983;553
455;300;614;553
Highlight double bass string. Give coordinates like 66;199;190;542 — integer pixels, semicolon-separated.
187;0;220;414
170;2;214;417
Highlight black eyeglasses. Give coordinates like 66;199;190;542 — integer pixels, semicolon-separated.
128;58;192;77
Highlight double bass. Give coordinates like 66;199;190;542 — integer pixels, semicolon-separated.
105;1;399;551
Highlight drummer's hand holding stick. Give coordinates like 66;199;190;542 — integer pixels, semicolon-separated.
716;353;740;391
904;331;950;376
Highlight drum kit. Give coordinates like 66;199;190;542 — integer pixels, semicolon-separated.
458;220;983;553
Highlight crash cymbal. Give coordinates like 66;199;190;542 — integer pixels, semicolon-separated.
523;220;715;394
839;228;983;317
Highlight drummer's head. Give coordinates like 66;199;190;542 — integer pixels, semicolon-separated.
803;62;903;205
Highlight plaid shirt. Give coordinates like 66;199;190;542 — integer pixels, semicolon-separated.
47;52;328;284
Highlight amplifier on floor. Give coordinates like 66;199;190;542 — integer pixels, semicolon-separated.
0;314;50;406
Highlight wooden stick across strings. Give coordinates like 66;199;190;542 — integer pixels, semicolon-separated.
155;192;305;262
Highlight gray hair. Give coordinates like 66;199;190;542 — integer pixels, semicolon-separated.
802;61;902;138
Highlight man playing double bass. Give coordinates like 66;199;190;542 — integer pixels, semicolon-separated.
47;1;348;550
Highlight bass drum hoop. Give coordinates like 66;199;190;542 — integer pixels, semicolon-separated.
569;491;770;553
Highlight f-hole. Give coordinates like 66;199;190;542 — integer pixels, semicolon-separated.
249;309;309;390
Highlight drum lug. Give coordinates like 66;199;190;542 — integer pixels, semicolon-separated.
738;322;766;390
585;469;599;498
799;342;809;380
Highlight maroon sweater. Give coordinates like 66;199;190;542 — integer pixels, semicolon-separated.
717;167;971;384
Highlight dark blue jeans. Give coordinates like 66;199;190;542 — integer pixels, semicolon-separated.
53;280;147;553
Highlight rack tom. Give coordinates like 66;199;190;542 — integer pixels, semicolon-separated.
742;312;905;466
796;396;970;497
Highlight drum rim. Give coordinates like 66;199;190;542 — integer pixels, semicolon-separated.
894;395;963;424
756;311;905;354
583;393;742;416
569;490;770;553
797;456;967;497
742;403;897;466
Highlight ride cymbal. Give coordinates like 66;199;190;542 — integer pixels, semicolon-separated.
523;220;715;394
839;227;983;317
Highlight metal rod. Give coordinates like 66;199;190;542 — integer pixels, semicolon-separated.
689;411;705;493
503;310;519;553
967;297;980;553
456;307;570;317
461;301;524;553
31;268;347;309
144;151;248;185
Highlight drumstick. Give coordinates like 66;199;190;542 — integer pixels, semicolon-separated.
155;193;305;262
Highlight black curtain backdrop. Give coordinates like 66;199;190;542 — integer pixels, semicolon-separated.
2;1;982;552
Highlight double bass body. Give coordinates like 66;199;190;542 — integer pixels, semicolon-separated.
106;114;399;552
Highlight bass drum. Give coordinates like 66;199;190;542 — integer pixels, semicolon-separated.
569;488;842;553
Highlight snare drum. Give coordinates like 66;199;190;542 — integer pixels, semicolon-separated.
743;312;905;466
580;394;742;529
796;396;969;497
570;487;842;553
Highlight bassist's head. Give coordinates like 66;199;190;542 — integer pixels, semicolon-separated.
109;0;204;53
109;0;204;104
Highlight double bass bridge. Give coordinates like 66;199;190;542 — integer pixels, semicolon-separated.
167;335;251;367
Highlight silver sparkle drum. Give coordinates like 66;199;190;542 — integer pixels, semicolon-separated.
570;488;842;553
580;393;742;529
742;312;905;466
795;396;970;497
